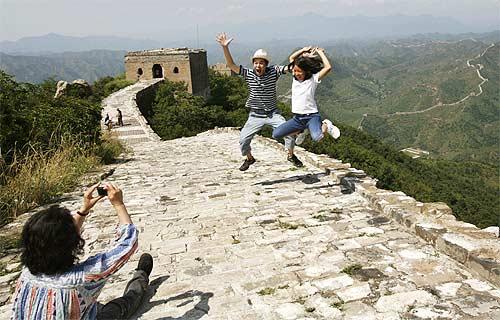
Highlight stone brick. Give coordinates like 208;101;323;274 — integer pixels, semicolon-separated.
421;202;454;217
436;233;480;264
415;222;447;245
467;254;500;287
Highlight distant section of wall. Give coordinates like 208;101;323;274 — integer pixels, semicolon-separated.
210;63;236;76
135;80;163;121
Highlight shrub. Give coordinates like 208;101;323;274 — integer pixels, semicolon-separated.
93;132;127;164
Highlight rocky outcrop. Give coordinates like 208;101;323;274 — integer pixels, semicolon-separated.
54;79;91;98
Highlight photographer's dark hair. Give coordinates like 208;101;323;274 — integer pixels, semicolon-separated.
21;205;85;275
289;55;323;80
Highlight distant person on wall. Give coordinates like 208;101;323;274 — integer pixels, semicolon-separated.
273;46;340;146
104;113;113;130
216;32;303;171
11;183;154;320
117;108;124;126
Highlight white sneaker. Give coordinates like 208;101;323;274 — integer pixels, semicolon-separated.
323;119;340;139
295;129;308;145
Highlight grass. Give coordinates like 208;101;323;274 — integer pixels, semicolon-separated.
93;132;127;164
278;221;299;230
312;214;331;222
0;134;125;227
231;235;241;244
257;287;276;295
341;264;363;275
330;301;345;310
0;142;98;225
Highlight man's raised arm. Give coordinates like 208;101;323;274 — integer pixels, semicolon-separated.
216;32;240;74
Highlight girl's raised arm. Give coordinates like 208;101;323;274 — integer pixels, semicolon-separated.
289;46;312;63
315;48;332;81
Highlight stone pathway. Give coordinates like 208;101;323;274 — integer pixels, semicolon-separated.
102;79;162;144
2;129;498;319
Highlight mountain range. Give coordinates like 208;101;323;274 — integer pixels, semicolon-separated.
1;14;493;54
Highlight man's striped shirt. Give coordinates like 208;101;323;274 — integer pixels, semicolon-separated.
239;65;288;112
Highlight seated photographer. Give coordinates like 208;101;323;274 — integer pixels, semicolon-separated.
11;183;153;320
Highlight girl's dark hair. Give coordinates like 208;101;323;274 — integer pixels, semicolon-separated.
21;205;85;275
289;55;323;80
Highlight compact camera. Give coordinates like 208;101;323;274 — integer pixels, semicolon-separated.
97;186;108;196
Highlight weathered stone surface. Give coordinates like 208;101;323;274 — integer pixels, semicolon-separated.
436;232;480;264
312;274;354;291
274;303;305;319
415;222;447;245
336;283;371;302
482;226;499;237
421;202;454;217
374;290;437;313
54;79;91;98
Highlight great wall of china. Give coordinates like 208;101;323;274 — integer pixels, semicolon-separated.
0;80;498;319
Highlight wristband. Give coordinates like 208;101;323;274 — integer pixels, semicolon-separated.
76;210;89;217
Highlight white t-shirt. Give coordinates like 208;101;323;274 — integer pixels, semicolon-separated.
291;73;320;114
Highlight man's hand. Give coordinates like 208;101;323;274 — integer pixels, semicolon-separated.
79;183;104;215
216;32;233;47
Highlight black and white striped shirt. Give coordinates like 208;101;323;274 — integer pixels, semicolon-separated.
239;65;288;112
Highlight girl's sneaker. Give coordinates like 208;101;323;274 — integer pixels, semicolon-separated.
323;119;341;139
295;129;308;145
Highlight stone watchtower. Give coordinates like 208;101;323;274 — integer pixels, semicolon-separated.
125;48;209;97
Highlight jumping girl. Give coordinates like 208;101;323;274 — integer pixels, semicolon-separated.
273;46;340;145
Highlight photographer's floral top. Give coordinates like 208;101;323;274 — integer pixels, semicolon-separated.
11;223;138;320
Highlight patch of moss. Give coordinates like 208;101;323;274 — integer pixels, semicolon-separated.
257;287;276;295
279;221;299;230
341;264;363;275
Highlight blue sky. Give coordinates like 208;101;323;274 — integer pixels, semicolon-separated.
1;0;498;41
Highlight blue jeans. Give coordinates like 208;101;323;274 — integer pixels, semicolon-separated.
273;113;324;142
240;110;295;156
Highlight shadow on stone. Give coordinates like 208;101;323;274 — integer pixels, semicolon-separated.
113;158;135;165
368;216;391;226
127;275;170;318
352;268;387;282
254;171;329;186
132;285;214;320
339;176;359;194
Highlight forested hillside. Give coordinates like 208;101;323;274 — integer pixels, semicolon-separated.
278;34;499;165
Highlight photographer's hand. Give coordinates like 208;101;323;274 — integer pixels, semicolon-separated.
79;183;104;214
105;183;132;225
74;183;104;232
